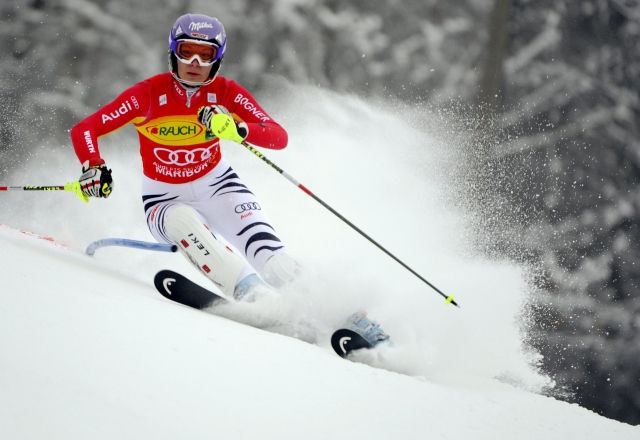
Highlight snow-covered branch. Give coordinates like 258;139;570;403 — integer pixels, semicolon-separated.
505;11;561;75
60;0;160;73
610;0;640;22
495;108;613;157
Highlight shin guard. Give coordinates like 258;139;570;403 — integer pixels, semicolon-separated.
164;204;245;297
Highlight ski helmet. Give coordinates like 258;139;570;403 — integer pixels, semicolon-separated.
168;13;227;86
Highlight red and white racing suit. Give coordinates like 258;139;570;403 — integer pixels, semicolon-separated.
70;72;289;277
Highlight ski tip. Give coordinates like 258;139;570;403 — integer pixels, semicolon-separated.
154;270;177;300
331;329;373;358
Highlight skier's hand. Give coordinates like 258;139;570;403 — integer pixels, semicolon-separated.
79;160;113;198
198;105;248;144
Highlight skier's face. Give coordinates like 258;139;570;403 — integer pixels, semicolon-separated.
176;59;213;84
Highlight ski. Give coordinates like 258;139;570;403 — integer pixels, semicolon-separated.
330;329;375;358
153;269;380;358
154;269;226;309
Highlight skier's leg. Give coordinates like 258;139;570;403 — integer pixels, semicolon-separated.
192;162;299;295
142;177;254;298
163;204;247;297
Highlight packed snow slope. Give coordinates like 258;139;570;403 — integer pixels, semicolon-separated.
1;228;637;439
1;82;637;439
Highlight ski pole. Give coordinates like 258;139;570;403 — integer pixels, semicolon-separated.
240;141;459;307
86;238;177;256
0;182;88;203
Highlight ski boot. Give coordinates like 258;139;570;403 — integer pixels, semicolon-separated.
331;311;390;358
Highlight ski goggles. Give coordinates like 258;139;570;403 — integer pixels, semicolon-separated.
173;40;220;66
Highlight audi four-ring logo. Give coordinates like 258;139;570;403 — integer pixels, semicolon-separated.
153;146;214;166
235;202;261;213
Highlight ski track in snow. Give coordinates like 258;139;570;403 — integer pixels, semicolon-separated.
1;84;637;438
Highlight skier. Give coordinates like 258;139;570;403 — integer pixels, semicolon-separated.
69;13;388;353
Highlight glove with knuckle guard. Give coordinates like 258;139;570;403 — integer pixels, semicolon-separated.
79;160;113;198
198;105;248;143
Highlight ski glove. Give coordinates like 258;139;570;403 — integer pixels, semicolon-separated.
79;160;113;198
198;105;248;144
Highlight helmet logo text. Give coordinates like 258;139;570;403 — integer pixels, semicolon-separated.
189;22;214;31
